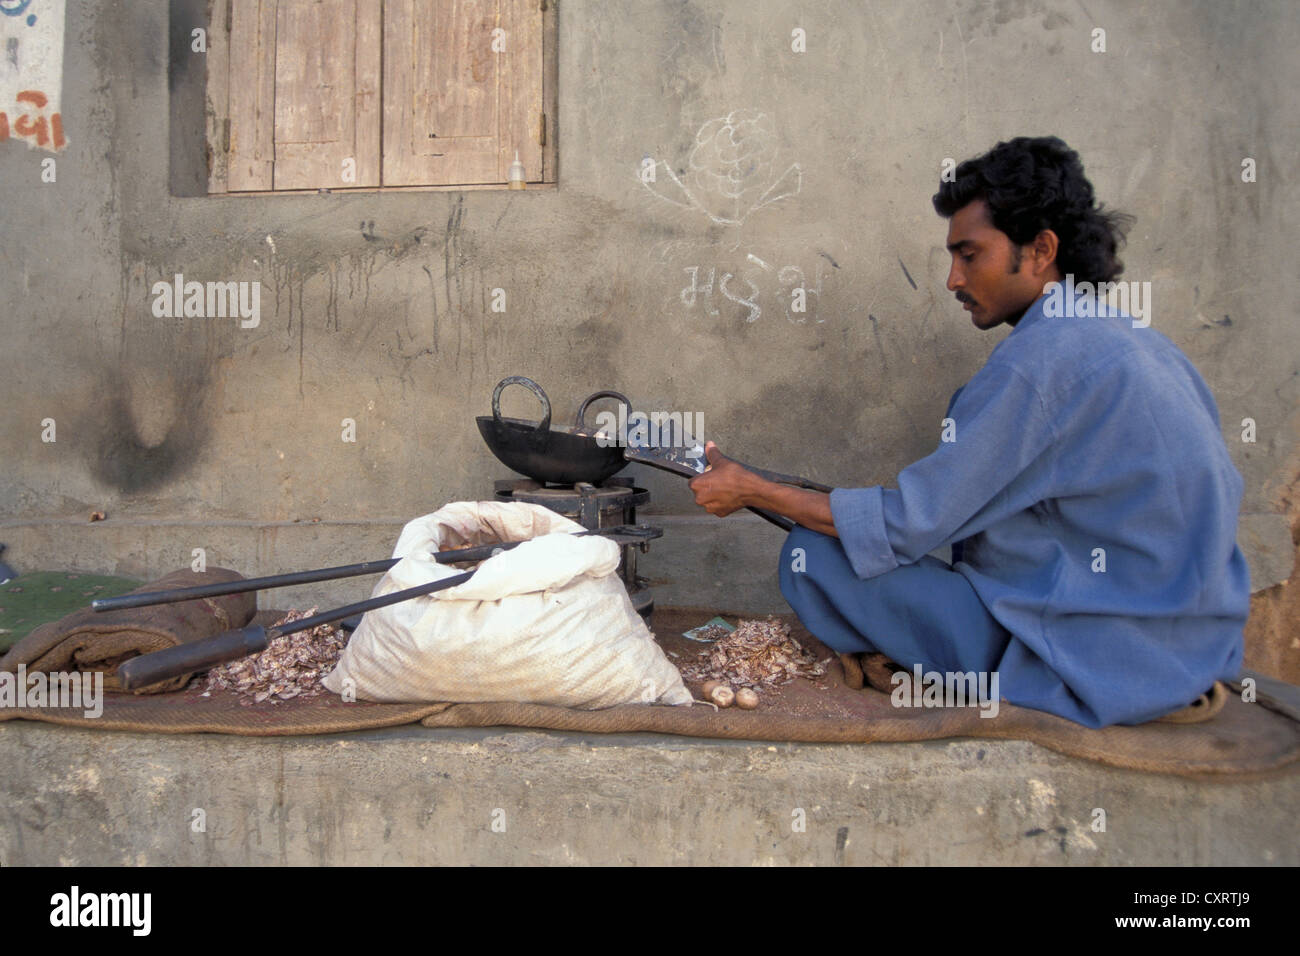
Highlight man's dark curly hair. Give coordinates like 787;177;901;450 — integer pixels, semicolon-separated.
932;136;1135;285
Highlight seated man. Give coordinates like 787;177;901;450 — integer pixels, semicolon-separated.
688;136;1249;728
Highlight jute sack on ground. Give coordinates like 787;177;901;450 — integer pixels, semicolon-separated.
323;501;692;709
0;567;255;693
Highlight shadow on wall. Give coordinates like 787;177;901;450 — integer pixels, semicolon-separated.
86;363;211;494
169;0;209;197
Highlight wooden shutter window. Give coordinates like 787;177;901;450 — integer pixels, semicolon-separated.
227;0;277;190
212;0;549;192
273;0;381;189
383;0;542;187
227;0;381;191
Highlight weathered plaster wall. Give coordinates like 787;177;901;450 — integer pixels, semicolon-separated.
1;1;1297;668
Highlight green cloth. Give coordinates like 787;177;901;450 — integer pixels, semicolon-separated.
0;572;142;652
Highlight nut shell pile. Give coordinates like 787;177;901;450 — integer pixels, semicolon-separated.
679;616;827;690
201;608;347;705
689;623;731;643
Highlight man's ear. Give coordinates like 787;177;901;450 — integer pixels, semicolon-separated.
1031;228;1060;276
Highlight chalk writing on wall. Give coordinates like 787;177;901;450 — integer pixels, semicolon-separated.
0;0;67;152
678;255;831;325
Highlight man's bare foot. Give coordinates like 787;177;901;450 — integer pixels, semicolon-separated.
838;652;864;690
862;653;901;693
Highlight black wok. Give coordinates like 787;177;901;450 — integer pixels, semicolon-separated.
477;377;832;532
476;376;631;485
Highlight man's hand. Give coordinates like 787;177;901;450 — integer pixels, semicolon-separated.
688;442;760;517
688;441;840;537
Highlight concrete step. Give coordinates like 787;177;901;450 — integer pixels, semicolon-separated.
1;720;1295;865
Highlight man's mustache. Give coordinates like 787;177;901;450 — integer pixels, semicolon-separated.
955;292;976;306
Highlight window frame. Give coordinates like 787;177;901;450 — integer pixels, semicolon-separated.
203;0;558;195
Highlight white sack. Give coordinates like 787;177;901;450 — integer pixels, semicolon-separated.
323;501;692;708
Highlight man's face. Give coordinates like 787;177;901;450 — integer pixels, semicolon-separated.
944;199;1048;330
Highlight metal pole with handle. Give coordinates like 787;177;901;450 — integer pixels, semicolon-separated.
114;525;660;691
116;567;477;691
92;540;533;613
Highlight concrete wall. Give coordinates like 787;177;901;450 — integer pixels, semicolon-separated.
3;721;1296;865
2;1;1297;623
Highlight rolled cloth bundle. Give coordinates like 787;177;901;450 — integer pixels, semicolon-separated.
0;567;256;694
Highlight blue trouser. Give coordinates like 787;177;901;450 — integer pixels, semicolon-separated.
779;526;1012;674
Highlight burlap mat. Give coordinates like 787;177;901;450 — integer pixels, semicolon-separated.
1;607;1296;780
0;567;256;693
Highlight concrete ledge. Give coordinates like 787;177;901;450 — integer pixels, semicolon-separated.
1;721;1295;865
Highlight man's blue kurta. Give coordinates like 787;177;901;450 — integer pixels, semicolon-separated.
826;282;1250;727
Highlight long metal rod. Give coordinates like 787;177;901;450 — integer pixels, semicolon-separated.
93;534;605;613
115;567;478;691
113;525;662;691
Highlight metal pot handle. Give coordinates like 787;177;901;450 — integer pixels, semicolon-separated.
492;376;552;434
574;390;633;434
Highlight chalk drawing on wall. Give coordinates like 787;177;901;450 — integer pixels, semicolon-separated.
0;0;67;151
641;108;801;225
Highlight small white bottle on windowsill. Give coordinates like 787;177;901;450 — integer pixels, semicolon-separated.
508;150;526;190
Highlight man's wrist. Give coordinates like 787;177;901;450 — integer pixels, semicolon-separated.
739;472;776;510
